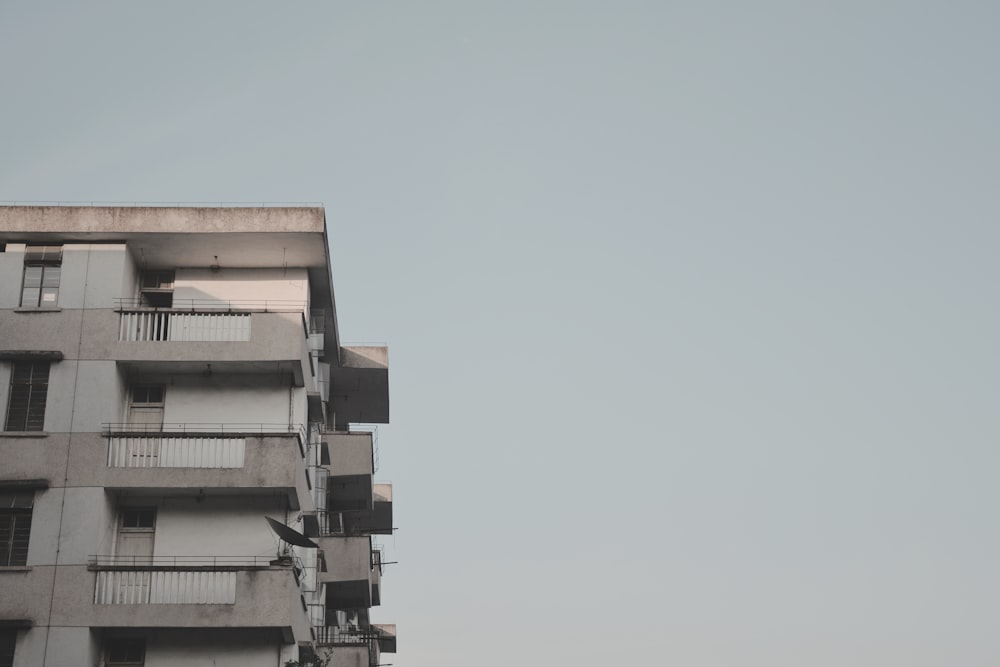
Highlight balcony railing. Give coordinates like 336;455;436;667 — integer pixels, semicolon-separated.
119;310;251;342
90;556;296;605
115;298;307;312
94;570;236;604
88;555;276;569
103;422;306;440
314;626;381;646
107;435;246;468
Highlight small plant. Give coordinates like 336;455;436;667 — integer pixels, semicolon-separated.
283;652;331;667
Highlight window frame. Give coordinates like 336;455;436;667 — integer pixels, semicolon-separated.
0;492;34;567
120;508;157;531
4;360;51;432
19;244;63;309
0;630;16;667
105;639;146;666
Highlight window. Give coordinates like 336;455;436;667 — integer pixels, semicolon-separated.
130;386;164;405
0;492;33;567
120;508;156;530
106;639;145;666
20;244;62;308
4;361;50;432
0;630;15;667
139;270;174;308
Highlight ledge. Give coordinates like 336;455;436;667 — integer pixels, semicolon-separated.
0;566;32;573
0;619;33;628
0;350;64;360
0;431;50;438
0;479;49;490
12;308;62;314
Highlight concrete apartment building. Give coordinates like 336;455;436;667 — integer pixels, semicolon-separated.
0;206;395;667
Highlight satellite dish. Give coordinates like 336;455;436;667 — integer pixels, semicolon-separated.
265;517;319;549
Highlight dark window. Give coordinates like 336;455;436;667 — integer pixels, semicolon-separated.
20;244;62;308
121;508;156;530
106;639;145;665
0;630;15;667
130;386;164;405
5;361;50;432
139;270;174;308
0;492;34;567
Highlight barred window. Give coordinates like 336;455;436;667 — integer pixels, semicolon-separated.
0;492;33;567
4;361;50;432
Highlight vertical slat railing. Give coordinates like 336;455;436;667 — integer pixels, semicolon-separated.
117;312;251;342
107;437;246;468
95;570;237;604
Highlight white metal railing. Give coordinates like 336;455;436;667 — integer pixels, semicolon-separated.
118;311;252;342
314;625;381;646
104;422;305;439
107;436;246;468
89;555;273;567
94;570;236;604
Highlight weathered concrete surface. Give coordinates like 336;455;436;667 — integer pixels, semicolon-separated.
0;206;325;235
51;566;311;643
0;566;54;623
69;434;313;511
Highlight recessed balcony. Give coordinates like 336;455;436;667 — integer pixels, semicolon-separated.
314;624;396;667
328;483;392;537
47;559;312;643
317;536;381;609
372;624;396;653
325;431;375;513
110;303;314;386
97;424;312;510
331;346;389;428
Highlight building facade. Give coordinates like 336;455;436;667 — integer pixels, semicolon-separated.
0;206;395;667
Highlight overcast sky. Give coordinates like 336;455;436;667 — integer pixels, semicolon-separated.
3;2;1000;665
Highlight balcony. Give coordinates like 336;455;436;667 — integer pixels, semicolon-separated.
48;559;312;642
315;625;396;667
109;303;313;386
331;346;389;428
325;431;375;512
325;483;393;537
317;536;381;609
96;424;312;510
372;624;396;653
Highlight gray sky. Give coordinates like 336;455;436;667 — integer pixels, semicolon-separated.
3;2;999;665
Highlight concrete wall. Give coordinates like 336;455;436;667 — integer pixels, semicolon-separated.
174;267;309;311
318;537;373;584
0;433;68;486
24;487;115;567
0;206;325;235
145;640;282;667
325;646;370;667
326;433;374;478
163;380;295;426
0;244;25;309
38;627;101;667
48;565;312;643
0;243;133;310
147;497;286;560
0;362;10;426
0;360;123;434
